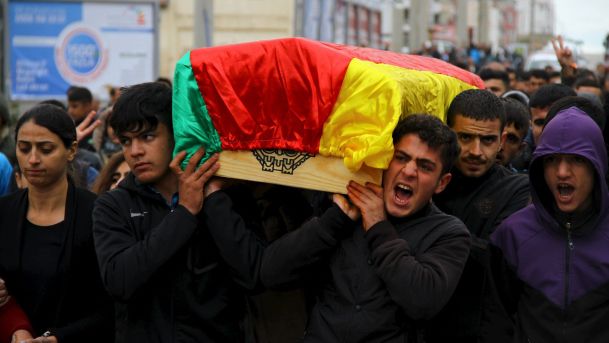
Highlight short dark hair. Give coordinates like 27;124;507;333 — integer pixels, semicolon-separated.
529;69;550;82
501;98;530;133
545;96;606;130
15;104;76;148
529;83;576;109
479;69;509;88
574;77;601;90
67;86;93;103
447;89;506;131
516;70;530;82
110;82;172;135
575;68;599;83
156;77;172;88
38;99;67;111
393;114;460;174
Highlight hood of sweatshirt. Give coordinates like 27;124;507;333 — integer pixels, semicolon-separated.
529;106;608;234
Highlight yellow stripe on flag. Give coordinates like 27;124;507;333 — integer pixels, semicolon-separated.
319;58;478;171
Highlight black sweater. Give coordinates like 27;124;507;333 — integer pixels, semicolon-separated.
93;174;265;343
261;203;471;343
428;165;529;341
0;182;113;342
433;165;529;240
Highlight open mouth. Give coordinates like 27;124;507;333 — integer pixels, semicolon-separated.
395;184;413;204
557;183;575;198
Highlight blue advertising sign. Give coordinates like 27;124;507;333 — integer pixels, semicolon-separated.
8;1;156;100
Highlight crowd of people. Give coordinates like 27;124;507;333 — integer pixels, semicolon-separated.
0;35;608;343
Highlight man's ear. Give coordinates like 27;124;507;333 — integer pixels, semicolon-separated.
499;130;507;150
434;172;452;194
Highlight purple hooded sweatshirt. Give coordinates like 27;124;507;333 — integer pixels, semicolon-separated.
489;106;609;343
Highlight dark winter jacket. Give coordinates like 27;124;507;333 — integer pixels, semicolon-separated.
433;164;530;240
0;182;113;342
220;184;322;343
428;165;529;341
261;203;471;343
93;173;264;343
489;107;609;342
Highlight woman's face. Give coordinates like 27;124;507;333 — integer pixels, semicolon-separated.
16;120;76;188
110;161;130;190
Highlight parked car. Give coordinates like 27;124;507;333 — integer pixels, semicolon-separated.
525;39;588;71
524;51;561;71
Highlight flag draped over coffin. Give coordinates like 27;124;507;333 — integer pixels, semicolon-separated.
173;38;483;171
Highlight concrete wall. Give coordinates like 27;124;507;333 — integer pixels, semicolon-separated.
214;0;294;46
159;0;295;79
159;0;195;79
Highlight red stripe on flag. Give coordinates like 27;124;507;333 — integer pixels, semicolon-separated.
190;38;352;153
321;42;484;89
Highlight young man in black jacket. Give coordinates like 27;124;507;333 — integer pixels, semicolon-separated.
428;89;530;342
261;114;471;342
92;82;265;343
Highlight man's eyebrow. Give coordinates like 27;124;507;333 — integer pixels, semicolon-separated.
416;158;436;167
138;129;155;136
119;128;155;139
456;132;498;138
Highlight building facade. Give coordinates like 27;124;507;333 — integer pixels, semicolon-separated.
158;0;555;78
516;0;555;51
159;0;294;79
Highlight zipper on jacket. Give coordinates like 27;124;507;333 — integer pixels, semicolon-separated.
566;222;574;251
564;222;574;308
563;221;574;336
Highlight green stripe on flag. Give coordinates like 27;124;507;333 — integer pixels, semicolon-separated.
172;51;222;169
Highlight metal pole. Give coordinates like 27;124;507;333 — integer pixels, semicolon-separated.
529;0;535;51
456;0;468;48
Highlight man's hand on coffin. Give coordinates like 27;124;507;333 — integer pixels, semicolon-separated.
170;148;220;215
204;176;236;198
332;194;361;222
346;181;386;231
